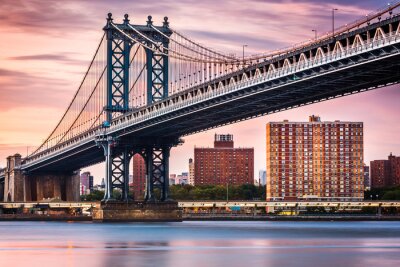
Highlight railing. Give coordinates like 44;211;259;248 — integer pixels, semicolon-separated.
23;27;400;168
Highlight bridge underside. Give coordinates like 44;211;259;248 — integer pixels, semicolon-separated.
139;52;400;138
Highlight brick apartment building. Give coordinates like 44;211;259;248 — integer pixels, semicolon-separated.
370;153;400;188
130;154;146;199
266;115;364;201
194;134;254;185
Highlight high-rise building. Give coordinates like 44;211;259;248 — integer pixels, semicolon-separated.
363;164;370;189
131;154;146;200
266;116;364;201
258;170;266;186
189;158;195;185
80;171;93;195
194;134;254;185
370;153;400;188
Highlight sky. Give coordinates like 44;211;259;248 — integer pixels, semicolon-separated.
0;0;399;184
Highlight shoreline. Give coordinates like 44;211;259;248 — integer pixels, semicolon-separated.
1;214;400;222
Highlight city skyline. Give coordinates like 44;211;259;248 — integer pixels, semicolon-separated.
0;0;399;183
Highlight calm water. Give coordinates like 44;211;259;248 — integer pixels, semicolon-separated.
0;221;399;267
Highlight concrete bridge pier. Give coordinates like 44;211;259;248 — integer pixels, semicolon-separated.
3;154;80;202
27;172;80;202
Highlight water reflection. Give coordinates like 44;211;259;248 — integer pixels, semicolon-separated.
0;221;399;267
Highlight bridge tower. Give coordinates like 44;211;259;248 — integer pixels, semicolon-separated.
98;13;175;202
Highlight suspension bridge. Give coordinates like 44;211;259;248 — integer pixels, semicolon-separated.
1;3;400;205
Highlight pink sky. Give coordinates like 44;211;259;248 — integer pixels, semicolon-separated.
0;0;399;183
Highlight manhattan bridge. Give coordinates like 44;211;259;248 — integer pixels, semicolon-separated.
1;3;400;203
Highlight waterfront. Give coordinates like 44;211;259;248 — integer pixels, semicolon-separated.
0;221;399;267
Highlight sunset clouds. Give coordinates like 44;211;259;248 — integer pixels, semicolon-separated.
0;0;398;181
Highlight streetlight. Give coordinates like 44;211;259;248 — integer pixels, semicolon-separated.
226;181;229;203
332;8;338;38
312;29;317;40
242;44;248;67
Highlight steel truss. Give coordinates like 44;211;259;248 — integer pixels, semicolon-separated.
144;146;171;201
104;14;170;123
146;48;169;104
104;14;131;122
100;14;173;202
96;132;177;202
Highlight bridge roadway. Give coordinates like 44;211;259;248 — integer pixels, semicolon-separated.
22;13;400;172
0;201;399;209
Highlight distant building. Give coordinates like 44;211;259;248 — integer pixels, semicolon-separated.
189;158;195;185
80;172;93;195
169;174;177;185
266;116;364;201
100;178;105;189
370;153;400;188
177;173;188;185
363;164;370;190
258;170;266;186
131;154;146;200
194;134;254;186
170;173;188;185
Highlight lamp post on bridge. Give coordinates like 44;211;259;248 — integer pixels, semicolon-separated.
332;8;338;38
242;44;248;68
312;29;317;40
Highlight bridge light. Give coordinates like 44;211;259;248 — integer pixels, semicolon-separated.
102;121;111;128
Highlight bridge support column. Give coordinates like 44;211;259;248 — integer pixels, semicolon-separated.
4;154;26;202
93;135;182;221
144;146;171;202
96;135;131;202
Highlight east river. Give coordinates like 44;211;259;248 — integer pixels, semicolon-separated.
0;221;399;267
